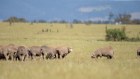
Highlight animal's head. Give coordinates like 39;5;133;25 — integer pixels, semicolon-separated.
68;47;73;53
91;53;96;58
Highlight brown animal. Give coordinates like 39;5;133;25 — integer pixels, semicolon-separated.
137;47;140;56
40;45;57;59
16;46;29;61
91;46;114;59
29;46;42;60
2;44;18;60
0;45;5;60
56;46;73;59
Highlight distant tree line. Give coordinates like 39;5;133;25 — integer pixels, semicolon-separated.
3;16;27;23
3;13;140;25
3;16;28;25
108;12;140;24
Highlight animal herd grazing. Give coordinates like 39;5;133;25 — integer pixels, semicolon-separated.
0;44;139;61
0;44;72;61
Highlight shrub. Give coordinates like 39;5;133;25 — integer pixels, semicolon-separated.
106;27;127;41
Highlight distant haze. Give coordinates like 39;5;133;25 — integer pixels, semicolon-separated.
0;0;140;21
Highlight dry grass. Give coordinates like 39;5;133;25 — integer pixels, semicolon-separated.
0;22;140;79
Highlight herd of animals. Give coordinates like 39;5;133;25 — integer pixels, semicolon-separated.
0;44;140;61
0;44;73;61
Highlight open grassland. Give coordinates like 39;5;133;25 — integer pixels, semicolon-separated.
0;22;140;79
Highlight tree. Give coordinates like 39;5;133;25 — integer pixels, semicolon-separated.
108;12;114;24
38;19;46;23
115;13;131;24
132;19;140;24
18;18;27;22
84;20;94;25
73;19;82;24
59;20;67;23
3;16;27;25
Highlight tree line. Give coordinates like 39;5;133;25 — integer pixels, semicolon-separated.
3;13;140;25
108;12;140;24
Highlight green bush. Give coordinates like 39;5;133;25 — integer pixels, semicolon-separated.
106;27;127;41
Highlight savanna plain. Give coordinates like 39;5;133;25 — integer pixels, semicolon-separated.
0;22;140;79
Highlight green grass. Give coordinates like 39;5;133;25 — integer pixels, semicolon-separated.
0;22;140;79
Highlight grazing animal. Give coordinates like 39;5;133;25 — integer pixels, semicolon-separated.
0;45;5;60
1;44;18;60
29;46;42;60
91;46;114;59
40;45;57;59
137;47;140;56
16;46;29;61
56;46;73;59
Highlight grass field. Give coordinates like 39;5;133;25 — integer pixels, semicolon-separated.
0;22;140;79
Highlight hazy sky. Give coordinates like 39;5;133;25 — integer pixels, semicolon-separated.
0;0;140;21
